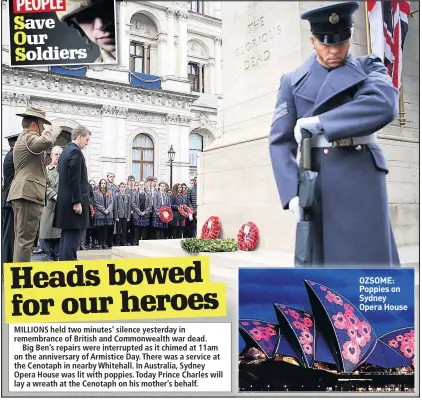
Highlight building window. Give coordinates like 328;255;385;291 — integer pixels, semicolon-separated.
189;132;203;177
132;134;154;181
188;0;205;14
188;62;204;93
130;42;150;74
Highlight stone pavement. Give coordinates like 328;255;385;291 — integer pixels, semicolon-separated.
31;249;112;262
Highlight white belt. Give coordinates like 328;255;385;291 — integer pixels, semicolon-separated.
311;133;377;148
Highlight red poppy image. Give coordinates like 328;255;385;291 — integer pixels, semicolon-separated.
302;317;313;327
256;326;265;331
292;320;309;332
302;343;313;355
267;327;277;336
388;339;399;348
401;336;412;346
396;334;404;342
241;321;249;326
333;295;343;305
332;312;349;330
325;291;336;303
253;321;261;325
268;323;275;328
320;285;327;291
304;312;311;318
354;327;369;348
250;328;262;341
342;341;361;365
299;336;308;345
284;310;289;314
404;331;414;339
345;313;360;329
347;326;358;341
301;331;313;344
344;303;355;315
289;310;300;320
279;305;286;309
401;344;414;359
310;282;315;286
359;321;372;339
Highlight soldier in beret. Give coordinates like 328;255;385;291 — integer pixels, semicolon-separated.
269;2;400;266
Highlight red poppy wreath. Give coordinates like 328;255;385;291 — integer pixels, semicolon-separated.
178;204;193;218
201;216;221;239
159;206;173;223
237;222;259;251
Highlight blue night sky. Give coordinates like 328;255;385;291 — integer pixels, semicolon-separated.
238;268;415;353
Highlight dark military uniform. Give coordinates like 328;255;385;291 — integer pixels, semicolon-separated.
269;2;400;266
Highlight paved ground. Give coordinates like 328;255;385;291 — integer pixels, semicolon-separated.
31;248;113;262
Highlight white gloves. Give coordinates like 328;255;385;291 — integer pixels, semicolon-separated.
294;116;322;144
289;196;301;222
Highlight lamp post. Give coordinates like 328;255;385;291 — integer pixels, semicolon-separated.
168;145;175;188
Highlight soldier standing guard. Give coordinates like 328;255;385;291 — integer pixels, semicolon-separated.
7;108;61;262
1;133;19;269
269;2;400;266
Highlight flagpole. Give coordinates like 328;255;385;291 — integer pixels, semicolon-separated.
364;1;372;54
399;81;406;127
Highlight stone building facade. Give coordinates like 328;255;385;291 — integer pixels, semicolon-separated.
1;0;223;186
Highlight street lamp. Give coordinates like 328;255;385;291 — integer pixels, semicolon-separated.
168;145;175;188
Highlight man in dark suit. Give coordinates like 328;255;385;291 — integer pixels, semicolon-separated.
1;133;19;269
54;125;91;260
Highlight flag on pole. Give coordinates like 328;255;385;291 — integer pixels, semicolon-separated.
367;1;411;89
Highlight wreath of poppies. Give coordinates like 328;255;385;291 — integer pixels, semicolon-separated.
201;216;221;239
159;206;173;223
237;222;259;251
178;204;193;218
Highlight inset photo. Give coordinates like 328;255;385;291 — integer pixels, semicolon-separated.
9;0;117;66
239;268;415;393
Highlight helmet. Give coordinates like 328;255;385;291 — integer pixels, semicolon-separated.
56;0;107;22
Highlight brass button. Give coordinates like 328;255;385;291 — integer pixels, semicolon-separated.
355;145;362;151
323;149;329;155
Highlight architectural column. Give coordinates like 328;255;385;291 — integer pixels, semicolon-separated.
177;11;188;78
214;37;222;95
115;107;128;180
207;59;215;94
149;44;158;75
118;1;130;70
166;8;176;76
198;63;203;93
143;43;149;73
157;33;167;76
101;105;117;160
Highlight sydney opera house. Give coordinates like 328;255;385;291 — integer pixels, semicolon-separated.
238;280;415;392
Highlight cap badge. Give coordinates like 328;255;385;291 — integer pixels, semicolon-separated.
329;13;339;24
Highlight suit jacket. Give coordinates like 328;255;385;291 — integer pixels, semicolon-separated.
39;165;61;239
53;142;90;230
7;131;55;205
113;192;131;219
153;191;171;216
132;190;152;220
1;149;14;209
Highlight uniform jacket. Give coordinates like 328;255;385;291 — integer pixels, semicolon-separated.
53;143;90;230
39;165;61;239
93;190;114;221
113;192;131;220
7;131;55;205
1;149;14;209
153;190;171;215
269;53;399;266
171;194;188;221
132;190;152;220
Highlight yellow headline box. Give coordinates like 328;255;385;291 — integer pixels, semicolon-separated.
4;256;227;324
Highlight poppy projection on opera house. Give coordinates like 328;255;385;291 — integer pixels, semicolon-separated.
238;280;415;376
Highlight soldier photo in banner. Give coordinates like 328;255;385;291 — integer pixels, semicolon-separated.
269;2;400;267
56;0;117;64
